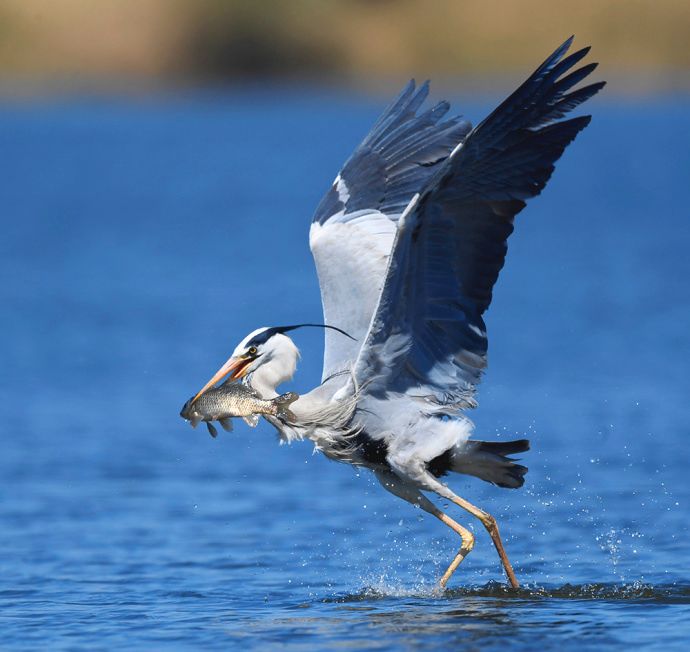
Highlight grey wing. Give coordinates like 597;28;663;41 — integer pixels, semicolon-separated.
353;38;605;411
309;81;472;383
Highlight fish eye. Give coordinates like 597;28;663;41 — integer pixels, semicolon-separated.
247;346;258;356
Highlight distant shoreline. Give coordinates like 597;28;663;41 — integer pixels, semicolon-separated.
1;0;688;94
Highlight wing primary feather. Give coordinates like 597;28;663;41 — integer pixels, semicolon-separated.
350;38;605;412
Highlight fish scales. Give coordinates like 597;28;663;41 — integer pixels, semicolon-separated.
180;381;299;438
194;384;267;416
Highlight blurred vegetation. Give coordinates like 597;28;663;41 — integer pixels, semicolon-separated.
1;0;689;91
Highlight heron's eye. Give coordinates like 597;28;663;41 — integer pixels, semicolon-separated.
247;346;258;356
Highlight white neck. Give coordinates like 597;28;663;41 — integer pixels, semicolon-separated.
249;365;285;398
248;333;299;398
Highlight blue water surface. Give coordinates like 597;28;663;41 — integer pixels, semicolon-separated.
1;87;689;650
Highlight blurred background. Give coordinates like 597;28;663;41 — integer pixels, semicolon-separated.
1;0;689;93
2;2;690;650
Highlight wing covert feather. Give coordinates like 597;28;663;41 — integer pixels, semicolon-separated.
310;82;472;381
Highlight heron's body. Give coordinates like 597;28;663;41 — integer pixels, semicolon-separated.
191;37;604;588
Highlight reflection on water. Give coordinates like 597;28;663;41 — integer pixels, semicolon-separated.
233;582;690;650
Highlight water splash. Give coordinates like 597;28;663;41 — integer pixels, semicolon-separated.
595;527;646;582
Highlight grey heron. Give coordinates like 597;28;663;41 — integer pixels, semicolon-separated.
191;37;604;588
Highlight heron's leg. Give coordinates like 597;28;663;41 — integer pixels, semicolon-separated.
374;471;474;588
430;482;519;589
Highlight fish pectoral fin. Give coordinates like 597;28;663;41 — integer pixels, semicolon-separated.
242;414;260;428
219;417;234;432
190;415;201;429
206;422;218;438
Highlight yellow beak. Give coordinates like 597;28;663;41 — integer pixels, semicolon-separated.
192;355;253;403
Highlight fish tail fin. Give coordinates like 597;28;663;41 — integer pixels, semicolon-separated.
275;392;299;423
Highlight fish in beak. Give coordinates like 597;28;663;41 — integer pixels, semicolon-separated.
192;354;254;403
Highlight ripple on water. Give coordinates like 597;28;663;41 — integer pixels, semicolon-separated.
326;581;690;604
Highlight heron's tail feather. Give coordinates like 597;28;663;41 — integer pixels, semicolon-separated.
275;392;299;423
450;439;529;489
473;439;530;457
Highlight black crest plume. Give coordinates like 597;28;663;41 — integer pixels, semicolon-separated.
247;323;356;347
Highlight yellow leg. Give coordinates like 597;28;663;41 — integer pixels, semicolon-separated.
432;509;475;588
374;470;475;587
447;494;519;589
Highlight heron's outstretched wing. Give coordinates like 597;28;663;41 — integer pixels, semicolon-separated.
353;37;605;411
309;82;472;382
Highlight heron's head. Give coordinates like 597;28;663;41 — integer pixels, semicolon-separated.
193;326;300;401
192;323;355;401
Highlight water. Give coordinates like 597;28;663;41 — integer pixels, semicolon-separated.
1;89;689;650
